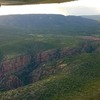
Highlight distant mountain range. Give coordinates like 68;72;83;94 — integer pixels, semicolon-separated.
0;14;100;35
83;15;100;22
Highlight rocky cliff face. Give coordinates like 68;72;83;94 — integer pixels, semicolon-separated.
1;75;23;90
1;55;30;74
0;47;84;91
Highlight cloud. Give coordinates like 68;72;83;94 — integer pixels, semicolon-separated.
0;0;100;16
66;6;100;15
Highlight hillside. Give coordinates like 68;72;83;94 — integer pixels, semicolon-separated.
0;34;83;58
82;15;100;22
0;36;90;91
1;14;100;58
0;35;100;99
0;51;100;100
0;14;100;100
0;14;100;36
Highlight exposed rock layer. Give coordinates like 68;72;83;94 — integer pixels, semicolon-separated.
0;43;99;90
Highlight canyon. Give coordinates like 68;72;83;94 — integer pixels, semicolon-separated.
0;47;80;90
0;41;99;91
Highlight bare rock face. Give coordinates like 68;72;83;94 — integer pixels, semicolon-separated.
4;75;23;90
0;47;81;90
31;66;56;83
1;55;31;75
0;47;78;79
96;47;100;52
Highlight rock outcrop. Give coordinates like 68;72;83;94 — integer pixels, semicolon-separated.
0;47;81;90
2;75;23;90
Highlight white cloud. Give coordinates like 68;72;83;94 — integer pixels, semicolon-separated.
60;0;100;15
0;4;62;15
0;0;100;16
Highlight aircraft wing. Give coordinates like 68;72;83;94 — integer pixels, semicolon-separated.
0;0;74;5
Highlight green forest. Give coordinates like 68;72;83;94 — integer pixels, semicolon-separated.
0;13;100;100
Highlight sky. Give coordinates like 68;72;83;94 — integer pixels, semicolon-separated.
0;0;100;16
